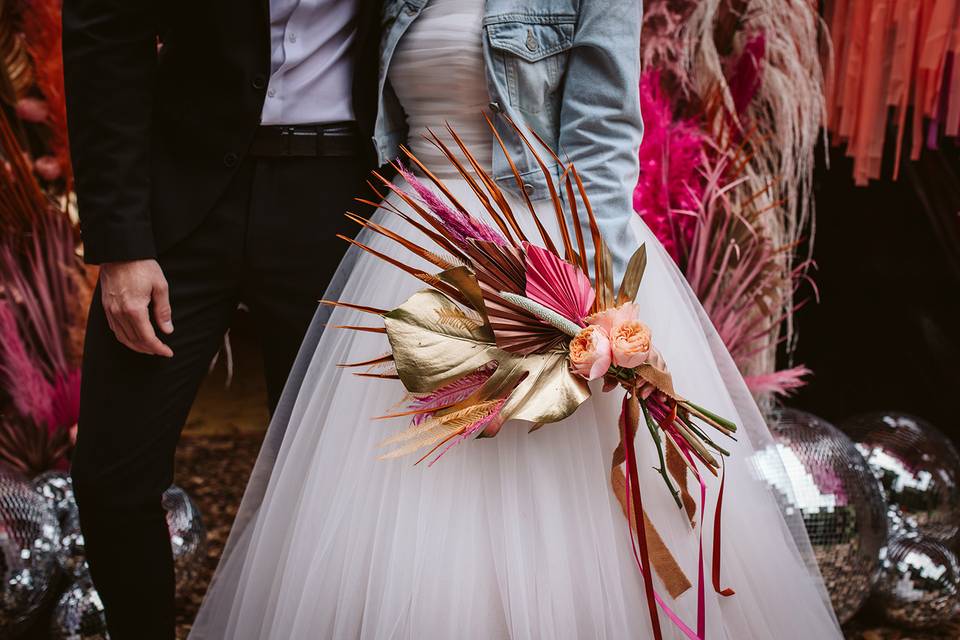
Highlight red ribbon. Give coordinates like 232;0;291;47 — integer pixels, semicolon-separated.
621;394;735;640
712;457;735;597
621;393;663;640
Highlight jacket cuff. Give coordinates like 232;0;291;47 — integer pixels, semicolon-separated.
80;220;157;265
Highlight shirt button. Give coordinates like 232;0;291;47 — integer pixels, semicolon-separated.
223;152;239;168
252;75;266;90
523;183;535;196
267;88;276;98
288;32;297;43
488;101;501;113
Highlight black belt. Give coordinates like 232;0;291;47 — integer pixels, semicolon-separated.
249;122;361;158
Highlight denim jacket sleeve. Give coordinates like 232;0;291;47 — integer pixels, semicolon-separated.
558;0;643;281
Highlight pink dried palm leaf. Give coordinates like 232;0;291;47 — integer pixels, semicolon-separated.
0;110;85;432
523;242;595;326
0;216;75;378
682;138;810;397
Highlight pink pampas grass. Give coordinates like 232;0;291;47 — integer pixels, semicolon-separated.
633;70;704;267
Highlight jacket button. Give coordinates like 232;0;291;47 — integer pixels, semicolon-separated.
488;101;501;113
223;152;239;168
523;183;535;196
252;75;267;90
525;29;539;52
404;4;417;16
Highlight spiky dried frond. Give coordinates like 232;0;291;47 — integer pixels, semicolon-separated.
352;116;609;357
0;110;88;442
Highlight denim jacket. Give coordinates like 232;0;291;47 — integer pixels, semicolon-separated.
375;0;643;276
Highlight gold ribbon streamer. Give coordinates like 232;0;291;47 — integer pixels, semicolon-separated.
610;392;692;599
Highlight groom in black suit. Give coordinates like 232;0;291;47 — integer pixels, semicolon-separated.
62;1;380;637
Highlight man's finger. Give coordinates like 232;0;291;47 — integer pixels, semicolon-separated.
129;307;174;358
151;280;174;335
115;312;150;354
107;307;139;350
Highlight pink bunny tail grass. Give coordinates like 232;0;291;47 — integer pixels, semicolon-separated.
523;242;595;326
0;301;54;427
408;364;497;426
427;399;505;467
633;70;704;266
396;164;506;247
742;365;811;397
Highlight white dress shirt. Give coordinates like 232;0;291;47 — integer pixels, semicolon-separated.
261;0;359;125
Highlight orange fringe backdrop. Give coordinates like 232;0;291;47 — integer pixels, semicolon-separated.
825;0;960;185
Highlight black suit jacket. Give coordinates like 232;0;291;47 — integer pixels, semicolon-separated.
63;1;381;265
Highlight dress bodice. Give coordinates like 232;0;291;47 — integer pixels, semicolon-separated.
388;0;493;174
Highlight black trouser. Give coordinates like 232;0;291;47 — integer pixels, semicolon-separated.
71;149;368;640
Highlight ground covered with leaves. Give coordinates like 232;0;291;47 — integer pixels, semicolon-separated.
173;432;263;640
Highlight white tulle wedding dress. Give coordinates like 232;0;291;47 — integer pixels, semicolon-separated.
190;2;843;638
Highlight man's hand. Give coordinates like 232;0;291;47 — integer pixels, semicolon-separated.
100;259;174;357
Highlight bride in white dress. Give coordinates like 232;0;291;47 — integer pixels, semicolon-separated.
191;2;843;638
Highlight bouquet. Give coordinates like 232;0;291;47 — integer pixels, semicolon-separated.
327;118;736;640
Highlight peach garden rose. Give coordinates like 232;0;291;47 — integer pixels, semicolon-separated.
610;319;652;368
569;325;612;381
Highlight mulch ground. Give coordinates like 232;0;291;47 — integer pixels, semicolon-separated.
173;432;263;640
171;431;960;640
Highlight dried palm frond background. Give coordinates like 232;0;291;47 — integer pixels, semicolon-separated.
635;0;827;401
0;110;90;476
0;0;90;477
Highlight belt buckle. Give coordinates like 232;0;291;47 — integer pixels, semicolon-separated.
278;126;319;156
278;126;294;156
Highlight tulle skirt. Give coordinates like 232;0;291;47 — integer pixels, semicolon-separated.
189;176;842;639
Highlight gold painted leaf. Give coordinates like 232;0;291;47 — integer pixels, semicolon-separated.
383;287;590;438
617;243;648;305
384;289;496;393
471;347;590;437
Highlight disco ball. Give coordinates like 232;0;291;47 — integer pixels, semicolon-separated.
50;573;109;640
33;471;76;523
841;411;960;543
163;485;207;595
33;471;86;577
873;533;960;629
0;473;61;636
756;408;888;623
887;503;916;539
